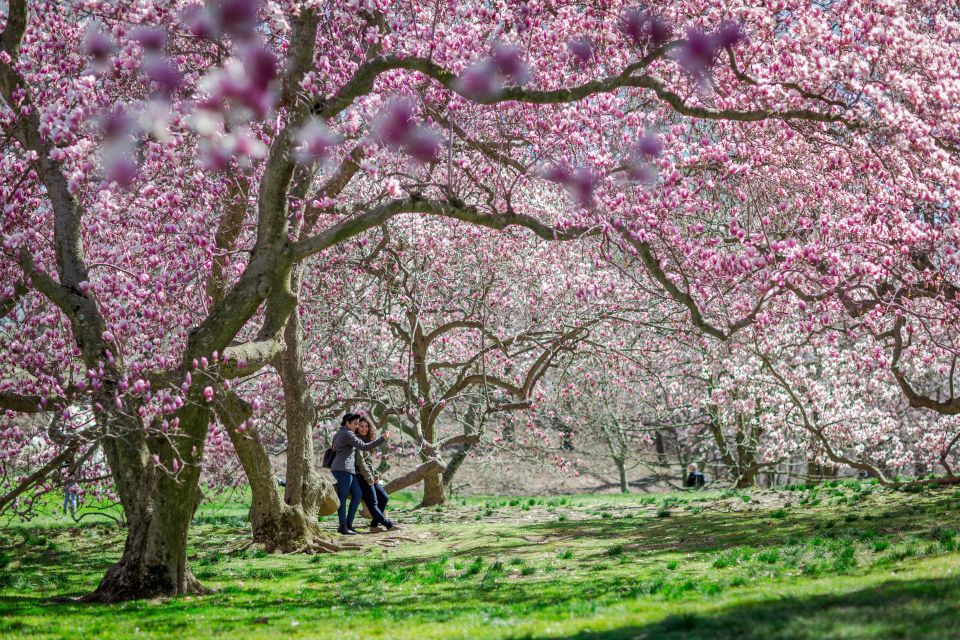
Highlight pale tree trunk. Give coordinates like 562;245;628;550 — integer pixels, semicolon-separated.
421;472;446;507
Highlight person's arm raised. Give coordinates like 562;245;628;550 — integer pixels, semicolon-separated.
347;431;388;451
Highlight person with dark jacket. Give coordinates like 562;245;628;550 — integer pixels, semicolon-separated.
330;413;389;535
355;417;398;531
685;463;706;488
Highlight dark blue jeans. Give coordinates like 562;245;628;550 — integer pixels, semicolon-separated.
358;477;392;527
331;470;362;529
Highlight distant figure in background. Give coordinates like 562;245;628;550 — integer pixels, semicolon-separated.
685;463;706;489
63;473;80;515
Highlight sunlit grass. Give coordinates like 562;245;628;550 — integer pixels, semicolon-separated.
1;482;959;639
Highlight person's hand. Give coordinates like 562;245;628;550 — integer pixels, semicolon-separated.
374;476;380;484
383;430;391;440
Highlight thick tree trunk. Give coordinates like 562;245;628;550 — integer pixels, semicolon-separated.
654;430;669;466
217;388;340;553
416;411;447;506
92;405;210;602
277;312;338;517
421;472;446;507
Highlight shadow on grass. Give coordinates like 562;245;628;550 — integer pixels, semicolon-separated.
519;576;960;640
514;493;956;557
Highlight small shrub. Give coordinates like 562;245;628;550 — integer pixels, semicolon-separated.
930;527;956;544
423;555;449;583
557;550;573;560
769;509;787;520
480;561;505;589
713;546;752;569
756;548;780;564
463;556;483;577
832;546;857;573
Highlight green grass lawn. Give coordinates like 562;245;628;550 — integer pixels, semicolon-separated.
2;482;959;639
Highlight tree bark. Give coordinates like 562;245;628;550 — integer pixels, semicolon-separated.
421;472;446;507
277;310;338;518
442;402;479;490
615;458;628;493
91;405;209;602
442;444;470;489
215;389;340;553
384;458;446;494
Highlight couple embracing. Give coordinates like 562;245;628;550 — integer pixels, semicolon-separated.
329;413;399;535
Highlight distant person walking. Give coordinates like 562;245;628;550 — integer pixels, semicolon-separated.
329;413;390;535
685;463;706;489
355;417;398;532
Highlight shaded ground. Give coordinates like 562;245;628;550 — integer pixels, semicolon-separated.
1;481;959;639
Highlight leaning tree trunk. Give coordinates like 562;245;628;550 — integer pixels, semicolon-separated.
733;414;759;488
442;443;471;490
442;402;480;491
216;389;342;553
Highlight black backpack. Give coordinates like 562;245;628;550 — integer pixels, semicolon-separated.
322;446;335;469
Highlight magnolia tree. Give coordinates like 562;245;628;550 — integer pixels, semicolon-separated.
2;0;956;602
296;217;626;505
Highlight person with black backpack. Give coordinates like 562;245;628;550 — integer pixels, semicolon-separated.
326;413;390;535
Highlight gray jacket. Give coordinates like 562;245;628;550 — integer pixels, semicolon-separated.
329;427;384;475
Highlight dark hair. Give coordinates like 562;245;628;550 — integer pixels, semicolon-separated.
340;412;360;427
356;417;376;442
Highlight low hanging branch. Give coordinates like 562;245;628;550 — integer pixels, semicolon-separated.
383;458;447;494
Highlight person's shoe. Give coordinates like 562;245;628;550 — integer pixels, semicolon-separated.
384;521;400;531
369;524;384;533
338;525;358;535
